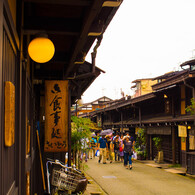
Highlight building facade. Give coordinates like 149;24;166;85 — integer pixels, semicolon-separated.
89;63;195;174
0;0;123;194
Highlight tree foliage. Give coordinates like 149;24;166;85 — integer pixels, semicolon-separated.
135;128;147;158
71;116;97;152
135;128;146;149
153;137;162;151
186;98;195;115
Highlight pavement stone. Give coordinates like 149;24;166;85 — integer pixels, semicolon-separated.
83;158;195;194
137;160;187;175
84;173;106;195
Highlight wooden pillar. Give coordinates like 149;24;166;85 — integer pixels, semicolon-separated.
139;107;141;125
121;111;123;133
0;1;3;194
110;111;112;126
75;101;77;116
101;113;103;129
68;86;71;167
181;85;186;115
150;135;152;160
172;95;175;117
172;126;176;164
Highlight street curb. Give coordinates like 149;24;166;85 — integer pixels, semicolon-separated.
84;172;107;195
135;159;195;180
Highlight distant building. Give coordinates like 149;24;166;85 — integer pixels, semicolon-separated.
131;78;158;97
87;60;195;174
73;96;112;117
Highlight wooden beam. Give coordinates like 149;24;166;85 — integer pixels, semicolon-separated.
23;0;91;6
23;17;81;32
64;0;105;78
23;29;79;36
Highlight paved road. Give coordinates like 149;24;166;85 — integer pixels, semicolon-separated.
84;157;195;195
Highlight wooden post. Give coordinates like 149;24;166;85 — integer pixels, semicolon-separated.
0;1;3;194
36;130;46;191
139;107;141;125
150;135;152;160
68;85;71;167
172;127;176;164
172;95;175;117
75;101;78;116
121;111;123;133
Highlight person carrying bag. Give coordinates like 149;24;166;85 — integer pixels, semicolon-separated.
122;136;133;170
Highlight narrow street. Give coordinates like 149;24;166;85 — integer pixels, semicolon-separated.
84;157;195;195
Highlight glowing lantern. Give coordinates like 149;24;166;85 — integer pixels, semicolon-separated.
28;35;55;63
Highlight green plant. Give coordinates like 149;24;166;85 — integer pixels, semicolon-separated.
71;116;96;167
135;128;147;159
136;150;144;155
186;98;195;115
135;128;146;149
71;116;93;151
168;164;181;168
153;137;162;151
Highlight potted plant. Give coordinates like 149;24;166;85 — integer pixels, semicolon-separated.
135;128;147;160
153;137;163;163
135;148;145;160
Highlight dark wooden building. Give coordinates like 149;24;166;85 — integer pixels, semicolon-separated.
89;63;195;174
0;0;123;194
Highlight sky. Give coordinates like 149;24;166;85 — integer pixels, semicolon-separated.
82;0;195;103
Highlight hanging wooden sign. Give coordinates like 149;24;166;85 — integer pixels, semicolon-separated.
26;172;30;195
178;125;187;137
44;80;68;152
5;81;15;147
189;135;195;150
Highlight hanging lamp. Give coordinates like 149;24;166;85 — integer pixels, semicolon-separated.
28;34;55;63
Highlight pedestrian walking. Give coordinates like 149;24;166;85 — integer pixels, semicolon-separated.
106;135;114;163
119;134;124;162
96;132;100;142
98;135;108;164
89;135;97;159
113;137;120;161
125;132;135;146
113;132;121;141
81;138;89;162
123;136;133;169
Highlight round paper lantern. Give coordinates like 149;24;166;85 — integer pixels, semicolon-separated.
28;36;55;63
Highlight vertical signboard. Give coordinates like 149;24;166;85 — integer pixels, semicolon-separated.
178;125;187;137
44;80;68;152
5;81;15;147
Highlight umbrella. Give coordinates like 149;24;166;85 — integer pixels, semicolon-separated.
91;132;96;137
99;129;114;136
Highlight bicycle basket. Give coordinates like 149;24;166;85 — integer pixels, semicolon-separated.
51;167;84;192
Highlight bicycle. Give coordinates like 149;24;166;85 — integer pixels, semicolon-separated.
46;159;88;194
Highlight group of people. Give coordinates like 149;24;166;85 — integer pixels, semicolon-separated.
82;132;135;170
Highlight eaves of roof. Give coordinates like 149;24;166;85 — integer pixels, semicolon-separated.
88;92;156;115
132;78;154;83
152;70;195;91
124;115;195;125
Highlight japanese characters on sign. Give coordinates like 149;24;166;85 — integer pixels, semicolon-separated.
44;80;68;152
178;125;187;137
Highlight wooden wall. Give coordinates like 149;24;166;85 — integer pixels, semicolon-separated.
1;18;18;195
